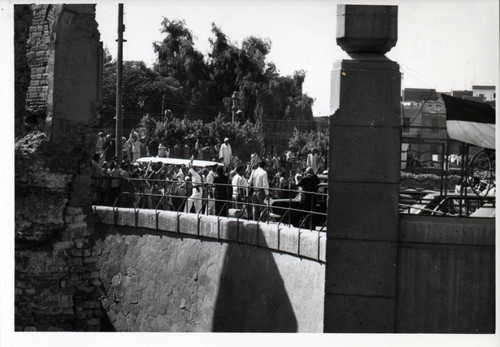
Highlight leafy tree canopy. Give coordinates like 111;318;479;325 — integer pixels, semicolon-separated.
100;18;314;123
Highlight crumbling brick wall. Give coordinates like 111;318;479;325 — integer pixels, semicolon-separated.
15;4;105;331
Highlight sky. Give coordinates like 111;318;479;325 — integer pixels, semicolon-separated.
95;0;499;117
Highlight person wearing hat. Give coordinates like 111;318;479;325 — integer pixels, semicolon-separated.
219;137;233;168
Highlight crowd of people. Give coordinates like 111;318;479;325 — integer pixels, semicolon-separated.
92;129;327;222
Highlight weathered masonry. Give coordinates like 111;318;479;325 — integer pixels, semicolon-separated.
93;207;326;332
15;4;103;331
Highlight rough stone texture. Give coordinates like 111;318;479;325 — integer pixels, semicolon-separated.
23;5;52;129
15;4;103;332
94;210;325;332
14;5;33;135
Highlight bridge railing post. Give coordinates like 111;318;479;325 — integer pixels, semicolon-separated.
324;4;401;333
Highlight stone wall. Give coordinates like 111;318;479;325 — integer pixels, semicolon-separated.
93;208;326;332
15;4;103;331
24;5;51;124
396;215;495;333
14;5;33;135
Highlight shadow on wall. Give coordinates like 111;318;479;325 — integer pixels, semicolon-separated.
212;233;298;332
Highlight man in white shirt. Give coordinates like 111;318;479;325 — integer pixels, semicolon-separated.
219;137;233;167
248;161;269;221
231;165;248;209
185;162;203;214
306;148;319;173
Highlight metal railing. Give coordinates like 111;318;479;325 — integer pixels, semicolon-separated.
399;189;496;217
93;176;328;232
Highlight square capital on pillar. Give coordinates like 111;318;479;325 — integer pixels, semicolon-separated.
337;4;398;54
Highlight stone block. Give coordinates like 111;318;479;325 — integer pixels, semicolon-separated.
298;230;321;260
219;218;238;242
157;210;178;232
69;249;83;257
74;239;84;249
325;239;397;297
198;215;219;238
399;215;495;246
58;295;73;308
179;214;199;236
278;225;299;255
53;240;74;252
328;182;399;241
116;208;135;227
318;232;326;262
329;125;400;183
330;59;400;127
324;294;395;332
237;220;258;245
137;209;156;229
64;214;87;224
83;256;97;264
66;206;83;215
258;223;278;249
336;4;398;54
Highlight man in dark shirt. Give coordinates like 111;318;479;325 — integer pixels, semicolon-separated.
298;167;320;211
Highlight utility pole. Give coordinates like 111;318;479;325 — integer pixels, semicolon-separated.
161;94;165;116
231;91;239;123
115;3;125;160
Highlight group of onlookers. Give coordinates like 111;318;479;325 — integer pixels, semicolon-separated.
93;130;324;221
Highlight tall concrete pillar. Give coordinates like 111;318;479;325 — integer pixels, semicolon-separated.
324;5;401;333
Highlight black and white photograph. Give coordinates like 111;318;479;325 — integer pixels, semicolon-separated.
2;0;498;345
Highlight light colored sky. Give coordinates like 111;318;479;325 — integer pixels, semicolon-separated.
96;0;498;117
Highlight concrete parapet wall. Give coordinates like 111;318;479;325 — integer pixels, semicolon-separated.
93;206;325;332
94;206;326;262
396;215;495;333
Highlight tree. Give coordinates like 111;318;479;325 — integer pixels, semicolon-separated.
288;127;329;156
137;114;264;162
100;19;315;130
153;18;209;115
100;60;186;115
